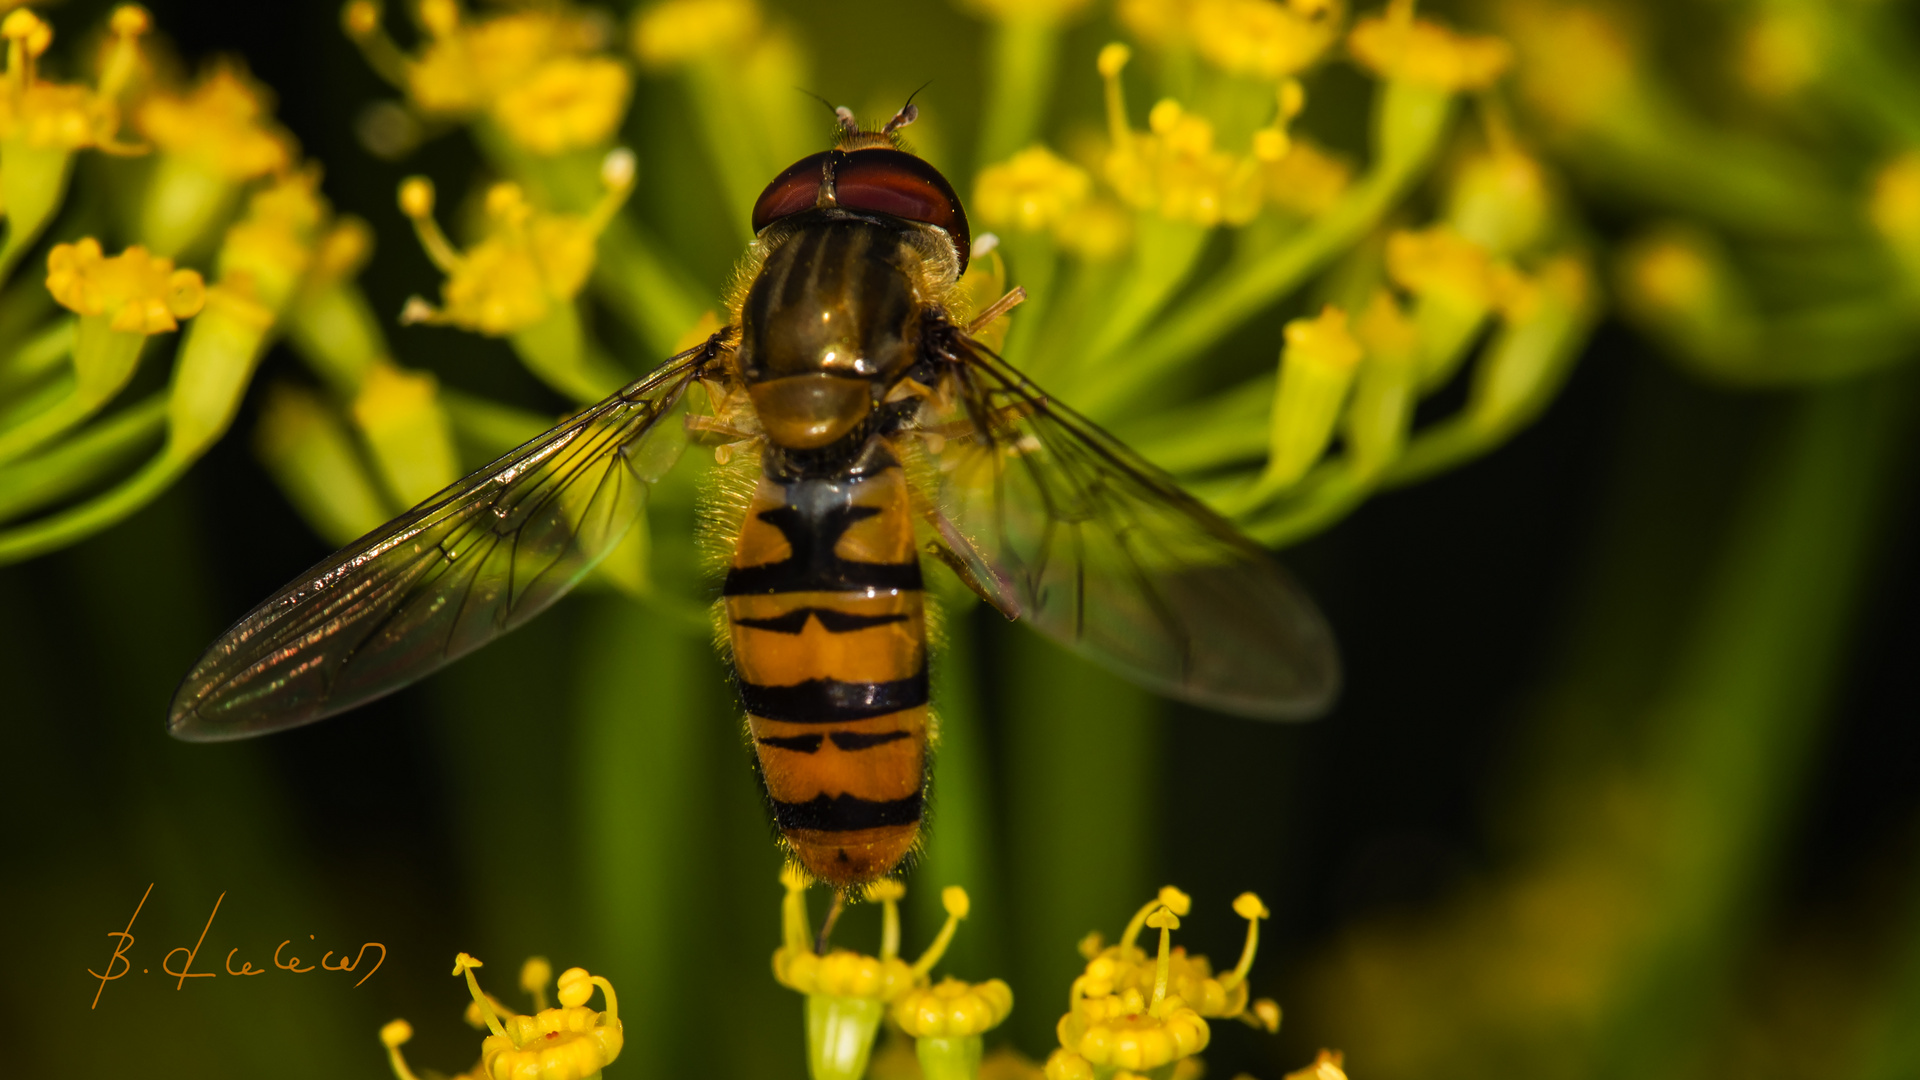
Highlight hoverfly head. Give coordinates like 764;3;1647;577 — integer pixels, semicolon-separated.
751;87;969;270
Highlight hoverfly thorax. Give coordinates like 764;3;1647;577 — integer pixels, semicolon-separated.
738;109;968;453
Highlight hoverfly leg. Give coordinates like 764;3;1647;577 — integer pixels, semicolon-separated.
924;539;1016;619
964;286;1027;336
815;888;850;955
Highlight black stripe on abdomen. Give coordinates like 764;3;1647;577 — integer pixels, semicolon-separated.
738;666;928;724
735;607;909;634
771;791;923;831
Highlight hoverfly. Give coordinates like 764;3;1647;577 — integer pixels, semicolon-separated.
169;103;1339;891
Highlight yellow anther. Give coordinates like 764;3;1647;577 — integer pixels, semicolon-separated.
1220;893;1268;991
975;145;1092;233
1283;1049;1348;1080
453;952;508;1039
136;63;294;180
110;5;152;37
864;880;906;903
632;0;762;68
380;1019;412;1047
1348;10;1512;91
342;0;381;37
1077;932;1106;960
1250;998;1282;1032
381;1017;423;1080
1098;42;1132;78
520;956;553;1003
892;976;1015;1038
46;239;206;334
1190;0;1343;80
910;887;970;979
397;176;434;218
1146;907;1181;932
556;966;593;1008
1157;886;1192;917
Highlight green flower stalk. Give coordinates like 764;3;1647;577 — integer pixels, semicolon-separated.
774;871;994;1080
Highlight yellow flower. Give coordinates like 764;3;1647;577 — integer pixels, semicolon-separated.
346;0;626;154
1190;0;1343;80
45;238;205;334
1348;2;1513;91
1100;46;1264;226
492;55;631;153
631;0;761;67
1070;888;1281;1028
216;166;328;313
383;954;618;1080
975;146;1092;233
136;61;294;180
1263;137;1351;218
0;5;148;151
1386;225;1499;310
1284;1049;1350;1080
1052;908;1211;1077
1494;1;1633;131
461;953;625;1080
892;976;1014;1038
775;870;993;1080
398;148;633;335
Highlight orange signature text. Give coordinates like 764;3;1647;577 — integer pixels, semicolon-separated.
88;884;386;1009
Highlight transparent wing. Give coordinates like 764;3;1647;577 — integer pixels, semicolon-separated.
169;351;709;741
921;335;1340;719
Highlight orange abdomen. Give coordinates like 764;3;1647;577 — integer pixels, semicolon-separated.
724;451;927;885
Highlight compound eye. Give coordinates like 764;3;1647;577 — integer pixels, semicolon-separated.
752;151;832;234
833;149;971;270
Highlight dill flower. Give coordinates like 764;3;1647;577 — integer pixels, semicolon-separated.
382;955;619;1080
397;147;634;399
134;61;297;256
774;869;997;1080
345;0;629;155
1346;2;1512;92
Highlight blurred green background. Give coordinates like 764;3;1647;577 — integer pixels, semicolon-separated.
4;0;1919;1078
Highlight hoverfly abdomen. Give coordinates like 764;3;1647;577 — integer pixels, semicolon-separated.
725;450;928;885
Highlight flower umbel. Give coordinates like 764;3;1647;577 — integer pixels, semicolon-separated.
775;869;1005;1080
383;952;622;1080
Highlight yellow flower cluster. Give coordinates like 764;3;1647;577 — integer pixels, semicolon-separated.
136;63;294;181
345;0;631;155
45;239;205;334
0;6;146;151
384;954;622;1080
398;148;634;336
1100;45;1264;227
1047;888;1284;1080
1119;0;1343;80
1347;0;1512;91
631;0;761;66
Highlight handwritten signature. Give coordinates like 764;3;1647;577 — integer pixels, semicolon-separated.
87;884;386;1009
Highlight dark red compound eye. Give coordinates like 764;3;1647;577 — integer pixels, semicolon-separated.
751;149;972;271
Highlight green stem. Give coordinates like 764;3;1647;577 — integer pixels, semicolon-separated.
914;606;1003;979
0;395;166;522
975;18;1063;170
1080;82;1452;417
1588;370;1912;1080
1002;629;1157;1052
0;448;188;564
